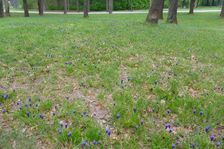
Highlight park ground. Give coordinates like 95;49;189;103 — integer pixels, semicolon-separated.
0;12;224;148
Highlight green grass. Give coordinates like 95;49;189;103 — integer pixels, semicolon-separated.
0;12;224;148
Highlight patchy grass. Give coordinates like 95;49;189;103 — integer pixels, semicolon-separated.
0;12;224;148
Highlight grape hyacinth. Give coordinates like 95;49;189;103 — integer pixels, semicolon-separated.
68;131;72;137
116;113;120;119
3;94;8;100
92;140;97;145
205;126;210;133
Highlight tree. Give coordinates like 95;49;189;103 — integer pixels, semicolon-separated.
83;0;89;17
76;0;79;12
146;0;163;24
38;0;44;16
106;0;109;11
159;0;164;19
189;0;196;14
64;0;67;14
23;0;29;17
4;0;10;16
221;0;224;17
167;0;178;24
0;0;3;18
108;0;113;14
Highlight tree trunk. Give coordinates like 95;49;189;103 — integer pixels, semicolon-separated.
106;0;109;11
146;0;163;24
108;0;113;14
38;0;44;16
76;0;79;12
167;0;178;24
4;0;10;16
83;0;89;18
23;0;29;17
0;0;4;17
221;1;224;17
159;0;164;19
64;0;67;14
189;0;196;14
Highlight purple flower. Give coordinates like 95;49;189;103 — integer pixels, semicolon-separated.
167;109;171;114
2;109;5;113
193;109;196;115
136;125;139;129
68;131;72;137
107;130;111;136
165;123;171;129
209;134;215;141
39;114;44;119
116;113;120;119
26;112;30;117
171;143;175;149
222;135;224;141
3;94;8;100
81;140;87;147
133;107;137;113
205;126;210;133
199;111;203;116
52;112;55;116
216;141;221;147
57;128;62;134
191;143;196;148
65;62;72;65
65;123;68;128
92;140;97;145
106;128;111;136
140;119;144;125
27;96;31;102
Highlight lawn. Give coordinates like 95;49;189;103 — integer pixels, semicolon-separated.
0;12;224;149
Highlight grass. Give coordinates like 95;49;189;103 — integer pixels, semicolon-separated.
0;12;224;148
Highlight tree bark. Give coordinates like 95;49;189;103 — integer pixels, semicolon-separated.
159;0;164;19
189;0;196;14
221;0;224;17
106;0;109;11
76;0;79;12
146;0;163;24
23;0;29;17
83;0;89;18
38;0;44;16
108;0;113;14
4;0;10;16
167;0;178;24
64;0;67;14
0;0;4;17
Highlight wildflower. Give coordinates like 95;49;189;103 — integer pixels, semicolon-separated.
57;128;62;134
27;96;31;102
199;111;203;116
205;126;210;133
140;119;144;125
171;143;175;149
116;113;120;119
167;109;171;114
3;94;8;100
133;107;136;113
68;131;72;137
81;140;87;147
216;141;221;147
26;112;30;117
193;109;196;115
92;140;97;145
210;134;215;141
39;114;44;119
165;123;171;129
